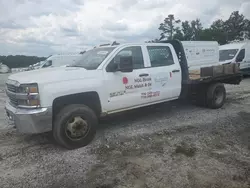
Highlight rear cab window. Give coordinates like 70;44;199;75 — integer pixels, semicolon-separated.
147;46;175;67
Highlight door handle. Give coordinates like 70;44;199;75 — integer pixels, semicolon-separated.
139;73;149;77
172;69;180;73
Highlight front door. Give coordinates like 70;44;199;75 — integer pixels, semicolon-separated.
236;49;247;70
146;45;182;101
104;46;152;112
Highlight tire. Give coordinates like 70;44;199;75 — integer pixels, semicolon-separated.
53;104;97;149
206;83;226;109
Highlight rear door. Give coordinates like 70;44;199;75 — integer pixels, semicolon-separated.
145;44;182;101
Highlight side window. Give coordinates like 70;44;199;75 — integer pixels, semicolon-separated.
147;46;174;67
236;49;245;62
106;46;144;71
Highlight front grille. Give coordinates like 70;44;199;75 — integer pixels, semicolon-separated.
6;84;18;106
9;95;18;106
6;84;17;93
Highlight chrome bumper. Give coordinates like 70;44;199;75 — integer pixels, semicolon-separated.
5;102;52;134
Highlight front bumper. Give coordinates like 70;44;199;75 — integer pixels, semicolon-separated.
5;102;52;134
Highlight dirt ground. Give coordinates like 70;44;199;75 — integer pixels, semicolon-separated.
0;73;250;188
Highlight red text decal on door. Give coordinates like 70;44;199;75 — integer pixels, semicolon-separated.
170;72;172;78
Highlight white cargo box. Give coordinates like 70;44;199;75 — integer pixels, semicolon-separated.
181;41;219;71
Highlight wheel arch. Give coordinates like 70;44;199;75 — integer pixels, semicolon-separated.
52;91;102;121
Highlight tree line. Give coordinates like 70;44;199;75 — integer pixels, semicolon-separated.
149;11;250;44
0;55;46;69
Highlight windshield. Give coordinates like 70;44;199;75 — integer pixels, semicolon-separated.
219;49;239;61
69;47;116;70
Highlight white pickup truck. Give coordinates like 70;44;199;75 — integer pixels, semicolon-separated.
5;40;242;149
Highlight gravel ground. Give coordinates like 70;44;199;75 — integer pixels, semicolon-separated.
0;73;250;188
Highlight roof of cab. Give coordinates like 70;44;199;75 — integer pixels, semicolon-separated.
95;42;170;49
219;41;250;50
96;41;219;49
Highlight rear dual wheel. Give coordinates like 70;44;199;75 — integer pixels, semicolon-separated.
194;83;226;109
206;83;226;109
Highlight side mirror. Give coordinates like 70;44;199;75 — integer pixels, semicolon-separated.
118;56;133;72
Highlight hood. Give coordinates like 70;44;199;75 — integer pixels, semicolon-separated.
8;67;99;84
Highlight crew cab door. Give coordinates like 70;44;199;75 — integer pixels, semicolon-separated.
145;44;182;101
104;46;151;112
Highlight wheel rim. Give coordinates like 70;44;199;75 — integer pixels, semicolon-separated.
214;88;224;105
65;116;89;141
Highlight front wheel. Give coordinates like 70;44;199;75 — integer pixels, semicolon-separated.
206;83;226;109
53;104;97;149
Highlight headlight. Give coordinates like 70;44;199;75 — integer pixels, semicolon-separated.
18;84;39;94
17;84;40;108
6;82;40;108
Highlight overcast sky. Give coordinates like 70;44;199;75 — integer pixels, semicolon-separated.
0;0;250;57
